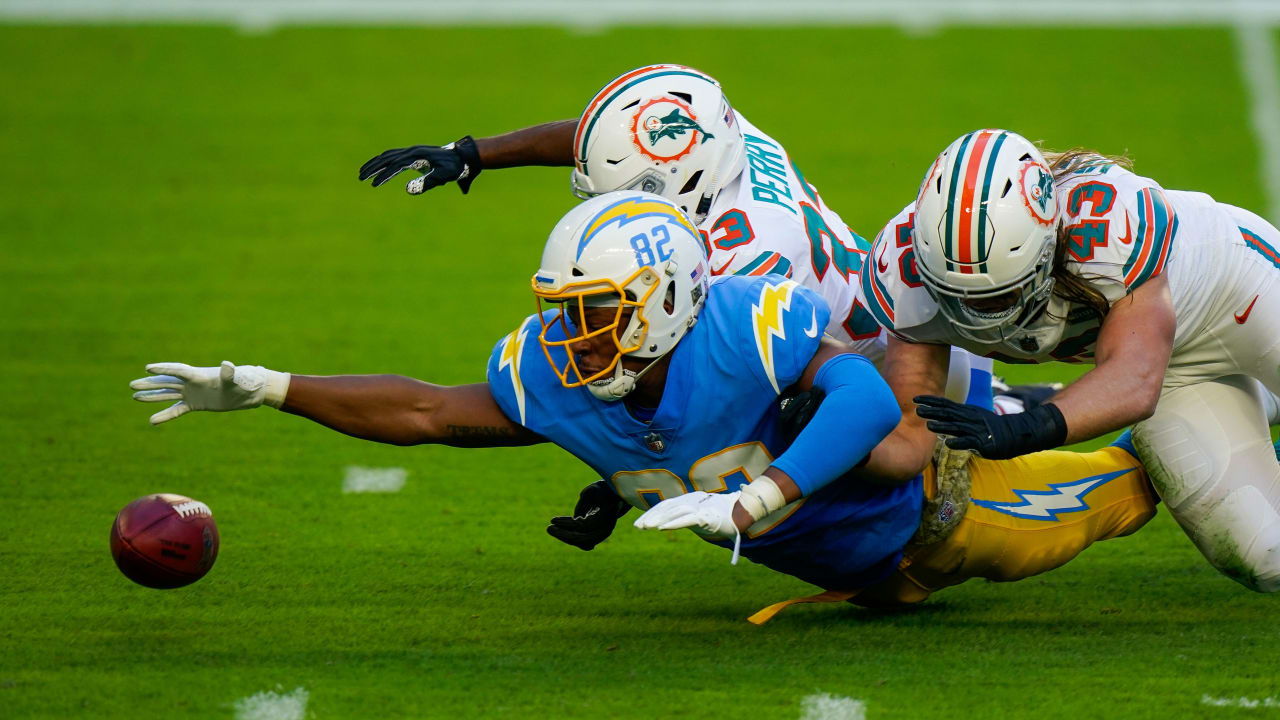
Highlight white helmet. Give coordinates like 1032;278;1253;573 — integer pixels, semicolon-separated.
532;191;710;401
912;129;1060;347
570;64;746;225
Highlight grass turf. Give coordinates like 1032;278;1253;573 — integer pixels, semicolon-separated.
2;23;1278;719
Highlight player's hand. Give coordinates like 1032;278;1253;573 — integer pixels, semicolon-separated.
130;361;290;425
634;491;742;541
777;387;825;446
913;395;1066;460
357;136;483;195
547;480;632;551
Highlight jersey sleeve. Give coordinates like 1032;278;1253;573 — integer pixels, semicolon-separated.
485;314;541;429
859;202;941;335
1058;167;1176;298
705;205;797;279
735;276;831;394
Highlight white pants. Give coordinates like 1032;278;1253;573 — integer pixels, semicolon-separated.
1132;205;1280;592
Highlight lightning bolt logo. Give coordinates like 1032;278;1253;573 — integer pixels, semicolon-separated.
576;195;700;261
971;467;1135;521
497;318;531;425
751;279;798;393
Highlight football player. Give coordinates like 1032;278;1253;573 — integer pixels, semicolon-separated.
130;192;1158;621
862;129;1280;592
355;63;1052;547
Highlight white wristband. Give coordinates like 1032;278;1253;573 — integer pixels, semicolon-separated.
738;476;786;522
262;369;291;409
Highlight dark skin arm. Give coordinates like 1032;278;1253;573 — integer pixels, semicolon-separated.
281;376;544;448
473;120;577;169
1045;275;1175;441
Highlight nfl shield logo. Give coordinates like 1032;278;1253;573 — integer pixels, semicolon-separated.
644;432;665;453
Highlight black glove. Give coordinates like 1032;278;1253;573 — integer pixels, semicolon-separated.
547;480;632;551
777;388;825;446
914;395;1068;460
357;135;483;195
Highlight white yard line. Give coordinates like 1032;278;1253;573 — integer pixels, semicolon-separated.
800;693;867;720
1201;694;1280;709
342;465;407;494
1236;24;1280;223
3;1;1280;27
233;686;310;720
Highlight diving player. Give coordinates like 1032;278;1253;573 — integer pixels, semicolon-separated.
357;63;1001;419
357;63;1023;545
863;129;1280;592
129;191;1158;620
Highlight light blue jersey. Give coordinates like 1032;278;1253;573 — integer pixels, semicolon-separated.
487;275;923;590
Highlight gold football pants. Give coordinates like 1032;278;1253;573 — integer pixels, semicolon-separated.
748;446;1158;623
855;445;1158;607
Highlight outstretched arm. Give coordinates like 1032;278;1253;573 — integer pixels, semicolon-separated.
358;120;577;195
283;375;543;447
473;120;577;169
130;361;543;448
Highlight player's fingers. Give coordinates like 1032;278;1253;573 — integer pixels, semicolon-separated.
146;362;196;380
149;401;190;425
924;419;970;436
636;504;694;530
130;375;184;391
358;153;394;180
945;435;980;451
132;389;183;403
548;516;581;529
655;514;701;532
370;165;410;188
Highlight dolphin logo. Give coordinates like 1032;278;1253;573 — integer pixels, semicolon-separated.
1034;168;1054;212
645;108;715;146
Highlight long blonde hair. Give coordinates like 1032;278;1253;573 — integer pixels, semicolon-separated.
1041;148;1135;320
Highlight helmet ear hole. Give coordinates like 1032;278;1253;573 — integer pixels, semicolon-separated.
1001;179;1013;198
679;171;703;195
664;283;676;314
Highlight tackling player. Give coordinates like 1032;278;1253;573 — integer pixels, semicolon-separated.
862;129;1280;592
130;192;1158;621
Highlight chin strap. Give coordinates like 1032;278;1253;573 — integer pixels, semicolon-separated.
587;349;673;402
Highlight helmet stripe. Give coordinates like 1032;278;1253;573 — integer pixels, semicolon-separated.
943;131;976;271
975;131;1009;274
574;65;718;174
955;130;996;275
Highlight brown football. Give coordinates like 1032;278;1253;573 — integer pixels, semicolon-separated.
110;493;219;589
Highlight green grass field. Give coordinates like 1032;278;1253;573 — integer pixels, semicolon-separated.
2;23;1279;719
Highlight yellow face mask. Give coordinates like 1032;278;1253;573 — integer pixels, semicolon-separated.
531;266;661;389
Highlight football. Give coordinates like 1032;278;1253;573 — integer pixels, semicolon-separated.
110;493;219;589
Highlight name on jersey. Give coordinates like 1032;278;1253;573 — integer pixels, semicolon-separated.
744;134;796;215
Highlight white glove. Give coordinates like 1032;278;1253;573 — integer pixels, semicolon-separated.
634;491;743;564
130;361;290;425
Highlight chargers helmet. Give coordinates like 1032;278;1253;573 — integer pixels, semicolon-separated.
570;64;746;225
532;191;710;401
912;129;1060;346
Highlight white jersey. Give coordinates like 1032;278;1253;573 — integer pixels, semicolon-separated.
862;162;1261;365
699;113;886;357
